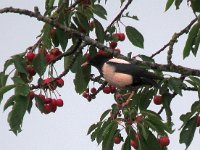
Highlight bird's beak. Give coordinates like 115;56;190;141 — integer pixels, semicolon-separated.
81;61;89;67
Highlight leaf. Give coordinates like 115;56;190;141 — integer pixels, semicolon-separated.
175;0;183;9
147;131;164;150
7;95;28;135
93;4;107;20
0;72;8;88
192;28;200;56
75;12;89;32
97;120;111;145
94;19;105;43
100;109;111;121
121;135;131;150
32;53;47;76
87;123;97;135
191;0;200;12
183;23;200;59
179;115;197;149
165;0;175;11
102;121;118;150
126;26;144;48
3;95;16;111
15;84;30;96
191;101;200;113
11;54;27;74
34;95;44;113
0;84;16;103
168;78;183;95
189;76;200;87
3;59;14;72
56;28;68;51
42;24;52;49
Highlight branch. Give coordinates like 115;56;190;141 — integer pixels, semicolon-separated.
105;0;133;33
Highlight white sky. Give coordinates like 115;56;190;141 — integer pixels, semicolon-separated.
0;0;200;150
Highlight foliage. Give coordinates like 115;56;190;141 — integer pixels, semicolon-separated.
0;0;200;150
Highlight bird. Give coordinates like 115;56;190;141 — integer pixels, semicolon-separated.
81;53;163;88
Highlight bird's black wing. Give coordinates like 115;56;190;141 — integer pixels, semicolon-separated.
106;62;163;86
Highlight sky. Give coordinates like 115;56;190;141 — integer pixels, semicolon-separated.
0;0;200;150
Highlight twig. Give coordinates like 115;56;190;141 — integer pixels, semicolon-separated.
105;0;133;33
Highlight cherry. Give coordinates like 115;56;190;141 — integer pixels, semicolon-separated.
130;139;138;149
109;85;116;93
153;95;162;105
44;104;51;114
197;116;200;127
82;91;89;98
45;53;56;64
50;99;57;112
56;99;64;107
56;78;64;87
109;42;117;49
91;87;97;94
103;86;111;94
50;28;57;38
112;33;125;41
28;91;35;100
38;94;46;102
26;51;35;62
114;136;121;144
159;136;170;147
89;20;95;29
44;97;52;104
26;65;36;76
50;48;62;57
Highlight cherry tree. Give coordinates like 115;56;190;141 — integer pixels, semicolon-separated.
0;0;200;150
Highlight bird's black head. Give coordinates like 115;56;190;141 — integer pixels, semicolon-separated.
89;54;112;71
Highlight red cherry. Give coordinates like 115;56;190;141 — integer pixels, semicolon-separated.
56;99;64;107
45;53;56;64
109;85;116;93
56;78;64;87
44;97;52;104
135;115;143;123
38;94;46;102
82;91;89;98
114;136;121;144
91;87;97;94
26;65;36;76
159;136;170;147
50;28;57;38
50;99;57;112
153;95;162;105
28;91;35;100
118;33;125;41
109;42;117;49
50;48;62;57
89;20;95;29
44;104;52;114
97;50;107;56
26;51;36;62
130;139;138;149
103;86;111;94
197;116;200;127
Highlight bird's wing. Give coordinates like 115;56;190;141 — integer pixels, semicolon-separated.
106;62;163;80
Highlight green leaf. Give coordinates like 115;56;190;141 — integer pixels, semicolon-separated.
32;53;47;76
15;84;30;96
42;24;52;49
27;99;33;113
0;72;9;88
183;23;200;59
179;115;197;149
11;54;27;74
165;0;175;11
34;95;44;113
90;122;103;141
97;120;111;145
192;28;200;56
121;135;131;150
175;0;183;9
191;101;200;113
75;12;89;32
189;76;200;87
102;121;118;150
7;95;28;135
126;26;144;48
93;4;107;20
168;78;183;95
139;55;155;63
100;109;111;121
57;28;68;51
94;19;105;43
87;123;97;135
147;131;164;150
191;0;200;12
3;59;14;72
3;95;16;111
0;84;16;103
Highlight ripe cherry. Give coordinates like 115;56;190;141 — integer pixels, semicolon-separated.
159;136;170;147
56;78;64;87
44;104;52;114
56;99;64;107
114;136;121;144
197;116;200;127
28;91;35;100
112;33;125;41
153;95;162;105
50;99;57;112
103;86;111;94
130;139;138;149
50;48;62;57
26;51;35;62
45;53;56;64
82;91;89;98
110;85;116;93
91;87;97;94
109;42;117;49
26;65;36;76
